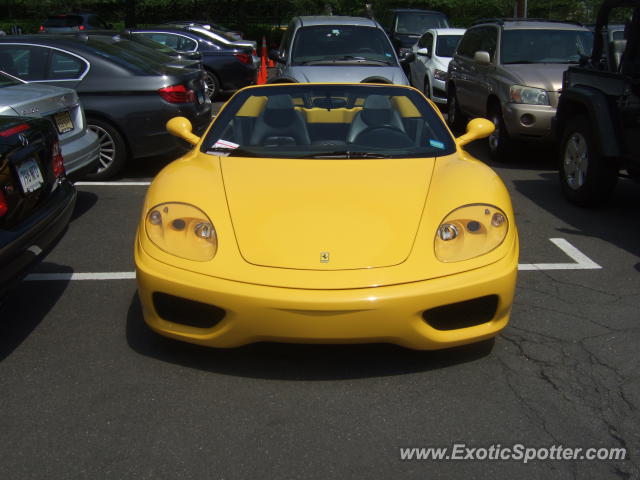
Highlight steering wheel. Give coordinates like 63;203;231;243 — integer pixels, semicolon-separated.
352;125;414;148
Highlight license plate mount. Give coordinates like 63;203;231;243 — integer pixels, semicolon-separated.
17;158;44;194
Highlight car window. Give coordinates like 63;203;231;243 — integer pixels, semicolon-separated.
478;27;498;61
395;13;449;35
49;50;87;79
291;26;397;66
83;39;167;74
44;16;82;27
418;32;433;49
612;30;625;40
0;70;22;86
139;33;197;52
0;45;49;80
201;84;456;159
456;28;483;58
501;29;594;64
435;34;464;57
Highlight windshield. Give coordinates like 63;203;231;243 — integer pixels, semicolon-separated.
291;26;397;66
127;34;179;56
44;16;82;27
435;35;463;57
201;84;455;159
396;13;449;35
501;29;594;64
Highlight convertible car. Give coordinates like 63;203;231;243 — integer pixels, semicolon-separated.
135;83;519;350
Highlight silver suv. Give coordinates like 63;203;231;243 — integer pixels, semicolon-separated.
447;19;593;161
269;16;412;85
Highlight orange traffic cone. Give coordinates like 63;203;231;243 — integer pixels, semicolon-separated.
257;53;267;84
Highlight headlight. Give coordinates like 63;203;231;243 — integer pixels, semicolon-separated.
433;69;448;81
145;202;217;261
509;85;549;105
435;204;508;262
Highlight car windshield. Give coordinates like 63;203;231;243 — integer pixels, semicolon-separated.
501;29;594;64
291;26;397;66
108;37;175;63
435;35;463;57
201;84;456;159
127;34;179;56
84;38;169;74
44;16;82;27
396;13;449;35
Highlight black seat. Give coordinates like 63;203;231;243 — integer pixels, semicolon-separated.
249;94;310;146
346;95;406;144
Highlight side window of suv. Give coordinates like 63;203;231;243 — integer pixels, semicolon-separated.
457;28;482;58
479;27;498;61
418;32;433;50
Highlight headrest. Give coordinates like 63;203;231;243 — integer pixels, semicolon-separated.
361;95;393;126
263;94;296;127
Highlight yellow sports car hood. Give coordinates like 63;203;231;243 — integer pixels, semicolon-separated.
220;157;435;270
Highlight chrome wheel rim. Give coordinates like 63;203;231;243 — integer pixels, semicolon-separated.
203;71;217;100
88;124;115;173
564;132;589;190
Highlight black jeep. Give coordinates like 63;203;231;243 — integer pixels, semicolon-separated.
555;0;639;206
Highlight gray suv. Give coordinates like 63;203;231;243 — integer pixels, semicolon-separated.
269;16;412;85
447;19;593;161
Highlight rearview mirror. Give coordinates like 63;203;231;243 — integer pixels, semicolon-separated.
166;116;201;145
416;47;430;57
268;49;285;63
473;51;491;65
400;51;416;64
456;118;495;147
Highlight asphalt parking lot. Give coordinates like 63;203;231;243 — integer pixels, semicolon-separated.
1;99;639;479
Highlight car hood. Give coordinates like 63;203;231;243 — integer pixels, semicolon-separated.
220;156;435;270
502;63;570;91
287;66;409;85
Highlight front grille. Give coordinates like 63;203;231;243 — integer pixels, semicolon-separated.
153;292;226;329
422;295;499;330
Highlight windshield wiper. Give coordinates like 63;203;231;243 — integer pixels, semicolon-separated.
299;151;391;159
205;146;256;157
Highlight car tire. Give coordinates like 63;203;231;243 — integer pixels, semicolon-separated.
424;77;431;100
488;105;516;162
559;115;618;207
203;69;220;101
85;119;127;181
447;87;466;132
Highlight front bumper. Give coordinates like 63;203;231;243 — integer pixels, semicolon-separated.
0;180;76;294
135;235;518;350
502;103;557;141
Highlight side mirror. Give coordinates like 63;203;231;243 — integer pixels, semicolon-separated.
416;47;430;57
456;118;495;147
166;116;201;145
400;51;416;64
473;51;491;65
268;49;285;63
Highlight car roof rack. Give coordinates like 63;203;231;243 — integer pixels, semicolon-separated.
472;17;583;27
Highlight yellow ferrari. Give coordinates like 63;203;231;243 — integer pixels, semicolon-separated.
135;83;518;350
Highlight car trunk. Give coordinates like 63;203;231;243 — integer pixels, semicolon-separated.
0;117;57;229
220;156;435;270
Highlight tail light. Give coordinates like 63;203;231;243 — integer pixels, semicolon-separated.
39;25;45;32
52;139;65;179
158;84;196;103
234;52;252;65
0;190;8;217
79;25;85;31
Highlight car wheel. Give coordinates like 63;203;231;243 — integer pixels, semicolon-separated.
559;116;617;207
203;70;220;101
447;87;466;132
85;119;127;181
488;105;515;162
423;77;431;100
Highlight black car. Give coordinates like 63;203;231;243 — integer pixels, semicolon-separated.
40;13;112;33
0;35;212;180
0;115;76;296
380;8;450;55
128;27;257;100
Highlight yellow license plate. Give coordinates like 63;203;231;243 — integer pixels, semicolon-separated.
53;111;73;134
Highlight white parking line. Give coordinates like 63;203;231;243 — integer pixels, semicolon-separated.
74;182;151;186
24;238;600;282
518;238;602;271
